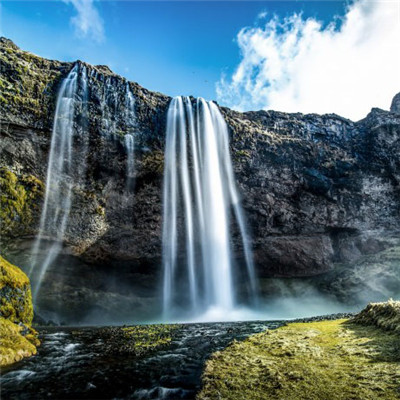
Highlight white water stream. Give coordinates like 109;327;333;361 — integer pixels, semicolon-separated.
162;96;258;319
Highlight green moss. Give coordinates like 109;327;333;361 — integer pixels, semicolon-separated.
0;255;33;325
95;205;105;216
0;317;39;366
235;149;251;160
0;39;63;123
0;168;44;237
0;256;39;367
122;324;179;350
0;255;30;290
97;324;181;357
198;317;400;400
141;150;165;174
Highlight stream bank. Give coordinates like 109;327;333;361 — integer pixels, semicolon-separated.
198;301;400;400
0;320;283;399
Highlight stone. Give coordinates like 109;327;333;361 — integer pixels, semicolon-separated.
0;37;399;323
0;255;39;366
390;92;400;114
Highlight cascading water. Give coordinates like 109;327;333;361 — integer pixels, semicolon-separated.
124;83;136;188
162;96;258;319
124;134;135;179
29;64;88;301
101;76;118;135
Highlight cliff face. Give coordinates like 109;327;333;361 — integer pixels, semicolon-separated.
1;37;399;323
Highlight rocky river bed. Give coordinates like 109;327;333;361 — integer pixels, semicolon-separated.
0;320;283;399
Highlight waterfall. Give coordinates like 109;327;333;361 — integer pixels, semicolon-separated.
162;96;258;319
124;134;135;179
99;76;118;136
124;84;135;187
29;64;88;300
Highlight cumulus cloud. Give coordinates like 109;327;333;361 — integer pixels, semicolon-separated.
64;0;105;43
217;0;400;121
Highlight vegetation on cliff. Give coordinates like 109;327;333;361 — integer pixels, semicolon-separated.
0;255;40;366
0;37;64;125
0;37;399;323
0;167;44;238
198;301;400;400
0;254;33;323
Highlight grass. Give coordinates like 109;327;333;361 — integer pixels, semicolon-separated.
353;300;400;334
198;313;400;399
122;324;178;349
96;324;181;357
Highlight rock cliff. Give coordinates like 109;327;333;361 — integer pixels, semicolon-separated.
0;37;399;323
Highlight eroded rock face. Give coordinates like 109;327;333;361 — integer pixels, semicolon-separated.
1;37;399;322
390;92;400;114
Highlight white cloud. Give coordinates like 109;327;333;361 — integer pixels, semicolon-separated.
217;0;400;121
64;0;105;43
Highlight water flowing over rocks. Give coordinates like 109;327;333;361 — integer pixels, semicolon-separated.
0;320;283;399
0;37;399;323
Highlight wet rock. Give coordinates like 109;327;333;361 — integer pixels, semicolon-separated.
0;37;399;322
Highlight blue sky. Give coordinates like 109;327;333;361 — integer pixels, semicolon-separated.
2;1;349;99
1;1;399;119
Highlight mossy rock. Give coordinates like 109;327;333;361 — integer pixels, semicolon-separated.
141;150;165;175
0;37;64;126
0;167;44;237
198;313;400;399
0;255;33;325
0;256;39;367
97;324;180;357
0;317;39;366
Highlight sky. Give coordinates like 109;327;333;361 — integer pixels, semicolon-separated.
1;0;399;120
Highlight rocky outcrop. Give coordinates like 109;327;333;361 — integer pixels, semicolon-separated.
0;37;399;323
0;168;44;238
391;92;400;114
0;255;39;366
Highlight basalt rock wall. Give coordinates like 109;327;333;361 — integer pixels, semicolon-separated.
1;37;399;322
